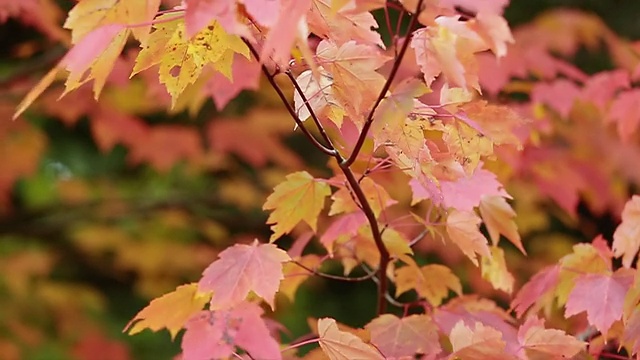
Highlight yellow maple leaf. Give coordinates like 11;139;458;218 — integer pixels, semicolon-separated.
329;177;397;218
125;283;211;339
263;171;331;242
443;121;493;173
343;226;413;269
481;246;515;294
479;195;525;254
132;15;250;106
395;257;462;306
446;209;491;266
64;0;161;43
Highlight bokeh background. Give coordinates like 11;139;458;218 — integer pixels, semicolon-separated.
2;0;640;359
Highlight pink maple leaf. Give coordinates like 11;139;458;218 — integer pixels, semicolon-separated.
61;24;126;76
580;69;630;112
565;269;634;336
198;240;290;310
184;0;244;37
516;317;585;359
261;0;312;67
531;79;581;118
366;314;441;359
439;166;509;211
511;265;560;318
607;89;640;143
241;0;280;27
320;212;368;254
182;302;281;360
434;296;518;354
206;54;260;110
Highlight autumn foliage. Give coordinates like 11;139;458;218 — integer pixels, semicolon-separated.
4;0;640;359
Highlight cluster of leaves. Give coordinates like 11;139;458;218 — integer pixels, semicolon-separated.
5;0;640;359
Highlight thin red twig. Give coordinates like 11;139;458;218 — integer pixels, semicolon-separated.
342;0;423;167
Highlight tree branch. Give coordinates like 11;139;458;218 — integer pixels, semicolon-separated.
245;22;434;312
243;40;337;157
285;70;340;158
341;0;423;168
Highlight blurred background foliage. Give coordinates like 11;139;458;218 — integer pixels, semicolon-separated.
1;0;640;359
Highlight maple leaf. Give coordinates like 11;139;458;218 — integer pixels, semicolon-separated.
124;283;211;339
184;0;243;38
241;0;281;28
365;314;441;359
470;12;515;58
316;40;390;123
511;266;560;318
531;79;581;118
446;210;491;266
564;269;634;336
294;67;345;127
198;240;290;310
207;109;303;169
556;243;611;305
317;318;384;360
435;166;510;212
443;121;494;173
448;321;515;360
395;256;462;306
63;0;160;43
479;195;525;254
481;246;515;294
607;89;640;143
308;0;384;47
329;177;396;218
90;108;149;153
263;171;331;242
516;317;586;359
127;125;203;172
371;78;431;160
0;0;68;42
612;195;640;268
320;212;368;253
132;15;249;106
580;69;630;111
61;24;130;98
15;24;129;118
261;0;313;67
206;53;261;110
434;296;517;350
411;17;486;91
182;302;281;360
458;101;525;148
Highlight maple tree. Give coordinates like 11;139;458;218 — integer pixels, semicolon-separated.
4;0;640;359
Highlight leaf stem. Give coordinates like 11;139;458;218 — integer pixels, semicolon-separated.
290;260;377;282
341;0;423;168
280;337;320;353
